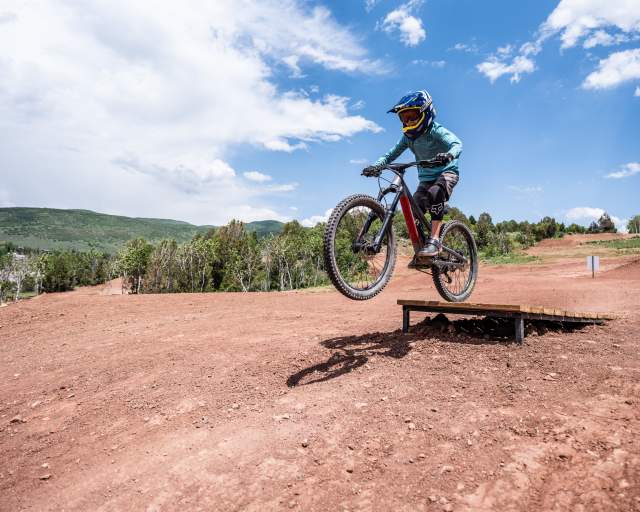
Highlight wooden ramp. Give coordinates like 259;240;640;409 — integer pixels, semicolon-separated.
397;300;616;344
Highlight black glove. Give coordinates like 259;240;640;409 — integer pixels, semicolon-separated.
362;165;383;177
435;152;454;165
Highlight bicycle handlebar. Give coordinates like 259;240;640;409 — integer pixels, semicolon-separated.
386;158;445;171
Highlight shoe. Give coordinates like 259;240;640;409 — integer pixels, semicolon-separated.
407;257;418;269
417;238;442;258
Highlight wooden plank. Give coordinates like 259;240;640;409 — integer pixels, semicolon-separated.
397;300;523;313
521;305;545;315
397;299;615;322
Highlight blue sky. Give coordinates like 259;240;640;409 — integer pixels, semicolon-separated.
1;0;639;230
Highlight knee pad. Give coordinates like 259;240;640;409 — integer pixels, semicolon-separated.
427;184;446;220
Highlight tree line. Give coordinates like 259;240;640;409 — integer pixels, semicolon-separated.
2;209;637;302
0;242;111;303
114;220;326;294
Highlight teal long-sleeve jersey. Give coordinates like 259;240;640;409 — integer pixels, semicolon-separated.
374;122;462;182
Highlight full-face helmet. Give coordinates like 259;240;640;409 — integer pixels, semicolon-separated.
387;90;436;140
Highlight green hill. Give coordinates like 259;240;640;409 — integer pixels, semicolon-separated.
0;208;284;254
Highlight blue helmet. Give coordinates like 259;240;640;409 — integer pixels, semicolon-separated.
387;90;436;140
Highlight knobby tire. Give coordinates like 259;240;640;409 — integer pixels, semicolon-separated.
323;194;397;300
431;220;478;302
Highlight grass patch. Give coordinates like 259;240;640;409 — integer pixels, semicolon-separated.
480;253;541;265
584;236;640;250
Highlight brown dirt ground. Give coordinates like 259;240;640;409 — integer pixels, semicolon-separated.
1;235;639;511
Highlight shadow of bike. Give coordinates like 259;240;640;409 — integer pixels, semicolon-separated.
286;328;418;387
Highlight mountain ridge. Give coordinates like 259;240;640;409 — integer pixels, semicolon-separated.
0;207;284;253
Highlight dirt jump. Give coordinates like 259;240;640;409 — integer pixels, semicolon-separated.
1;235;639;511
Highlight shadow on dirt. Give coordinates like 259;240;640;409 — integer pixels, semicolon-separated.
286;328;419;387
286;314;591;387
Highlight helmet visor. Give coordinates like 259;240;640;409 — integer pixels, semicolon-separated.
398;108;421;127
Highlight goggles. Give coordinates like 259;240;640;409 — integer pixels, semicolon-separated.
398;107;425;132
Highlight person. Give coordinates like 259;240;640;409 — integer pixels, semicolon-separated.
363;90;462;258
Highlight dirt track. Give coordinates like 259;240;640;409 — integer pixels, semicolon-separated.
1;236;639;511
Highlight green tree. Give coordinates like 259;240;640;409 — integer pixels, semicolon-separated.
145;239;179;292
533;216;558;241
0;280;16;304
566;223;587;234
627;215;640;234
213;220;261;291
115;238;153;293
445;206;469;224
597;212;616;233
475;212;494;249
392;211;409;239
40;251;76;292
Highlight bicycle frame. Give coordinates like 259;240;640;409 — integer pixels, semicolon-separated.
369;170;427;253
358;164;468;267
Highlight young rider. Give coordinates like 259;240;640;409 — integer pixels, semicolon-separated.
363;90;462;258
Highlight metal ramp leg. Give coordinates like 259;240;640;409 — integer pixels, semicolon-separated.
515;315;524;344
402;306;410;334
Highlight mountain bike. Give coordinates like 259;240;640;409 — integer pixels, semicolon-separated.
323;158;478;301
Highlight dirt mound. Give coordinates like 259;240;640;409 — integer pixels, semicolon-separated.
597;258;640;280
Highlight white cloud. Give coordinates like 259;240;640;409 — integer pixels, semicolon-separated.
477;55;536;83
604;162;640;179
351;99;366;110
582;48;640;89
381;2;426;47
636;86;640;96
365;0;379;13
450;42;479;53
282;55;305;78
478;1;640;86
411;59;446;68
301;208;333;227
0;187;14;207
566;206;607;221
244;171;272;182
565;206;628;232
583;29;638;48
542;0;640;49
289;206;298;211
0;1;384;225
349;158;368;165
508;185;543;193
497;44;514;57
114;157;237;195
265;183;298;193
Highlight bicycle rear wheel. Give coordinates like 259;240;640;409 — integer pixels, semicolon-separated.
323;194;396;300
432;220;478;302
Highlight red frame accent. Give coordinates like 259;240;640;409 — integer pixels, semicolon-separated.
399;194;421;249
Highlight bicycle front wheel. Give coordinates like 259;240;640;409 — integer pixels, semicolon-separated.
432;220;478;302
323;194;396;300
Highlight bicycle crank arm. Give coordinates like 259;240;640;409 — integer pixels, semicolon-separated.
431;259;466;271
440;245;468;263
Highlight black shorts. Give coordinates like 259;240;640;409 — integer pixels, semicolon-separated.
413;171;459;221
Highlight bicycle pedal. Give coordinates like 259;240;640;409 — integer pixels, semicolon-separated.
414;254;434;264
